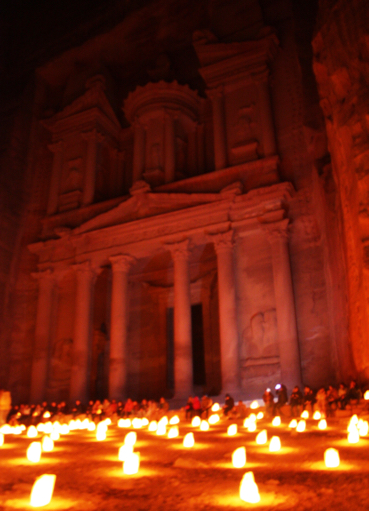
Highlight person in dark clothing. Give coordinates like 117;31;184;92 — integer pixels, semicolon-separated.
223;393;235;417
302;386;315;413
262;388;275;418
274;384;288;416
289;386;303;417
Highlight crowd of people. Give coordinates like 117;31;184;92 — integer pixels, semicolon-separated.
0;378;366;427
262;379;364;418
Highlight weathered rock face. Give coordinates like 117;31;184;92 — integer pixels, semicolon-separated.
313;0;369;381
0;0;365;403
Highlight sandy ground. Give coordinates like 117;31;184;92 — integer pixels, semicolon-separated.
1;408;369;511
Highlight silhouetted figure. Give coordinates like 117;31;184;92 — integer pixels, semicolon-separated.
223;393;235;417
274;384;288;416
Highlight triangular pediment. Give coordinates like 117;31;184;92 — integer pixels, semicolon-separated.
44;75;120;130
74;181;227;235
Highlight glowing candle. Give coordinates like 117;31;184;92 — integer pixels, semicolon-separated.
248;422;257;433
256;430;267;445
227;424;237;436
169;415;180;425
132;418;142;429
168;426;179;438
27;426;38;438
318;419;327;430
248;413;257;422
313;411;321;420
27;442;42;462
183;432;194;447
96;422;107;441
288;419;297;429
156;422;166;436
88;422;96;431
124;431;137;446
243;418;250;428
232;447;246;468
239;471;260;504
191;416;201;427
148;421;158;432
36;424;45;433
30;474;56;507
272;416;281;427
142;418;149;427
358;420;369;436
200;420;209;431
269;436;281;452
41;436;54;452
119;444;133;461
211;403;220;412
301;410;309;419
296;420;306;432
364;390;369;400
256;412;264;420
348;428;360;444
123;452;140;475
250;401;259;410
159;416;168;427
208;414;219;424
50;430;60;441
324;448;340;468
43;411;51;419
60;424;69;435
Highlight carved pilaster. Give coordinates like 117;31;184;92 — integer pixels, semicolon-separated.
82;129;105;206
208;86;227;170
47;140;64;215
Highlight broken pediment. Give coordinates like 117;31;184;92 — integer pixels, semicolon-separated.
43;74;121;135
73;184;223;234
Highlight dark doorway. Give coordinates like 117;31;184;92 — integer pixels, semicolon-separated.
166;307;174;391
191;303;206;386
166;304;206;388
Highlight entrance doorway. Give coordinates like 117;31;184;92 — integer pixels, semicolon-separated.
166;304;206;389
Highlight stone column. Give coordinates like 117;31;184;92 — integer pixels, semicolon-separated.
210;230;240;393
166;240;193;398
70;262;97;403
47;141;63;215
187;124;197;176
30;269;56;403
109;254;135;401
164;112;176;183
258;76;277;157
132;120;146;183
264;219;302;389
209;87;227;170
82;129;104;206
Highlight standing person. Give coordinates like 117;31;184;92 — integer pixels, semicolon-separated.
302;386;315;414
263;388;275;418
185;396;194;419
0;389;11;425
289;386;303;417
192;396;201;417
316;387;327;416
223;393;234;417
274;384;288;416
201;395;213;419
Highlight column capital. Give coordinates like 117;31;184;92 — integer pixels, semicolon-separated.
263;218;290;244
31;268;56;282
48;140;63;153
109;254;136;273
208;230;234;253
72;261;100;279
82;129;105;143
207;85;224;100
165;239;190;261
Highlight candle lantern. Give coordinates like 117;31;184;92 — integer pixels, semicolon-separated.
169;415;180;425
301;410;309;419
324;448;340;468
256;430;267;445
168;426;179;438
211;403;220;412
191;416;201;427
269;436;281;452
239;471;260;503
148;421;158;432
348;428;360;444
313;411;321;420
123;452;140;475
208;414;220;425
232;447;246;468
124;431;137;446
27;426;38;438
288;419;297;429
41;436;54;452
358;420;369;437
119;444;134;461
250;401;259;410
27;442;42;462
227;424;237;436
183;432;195;447
296;420;306;432
272;416;281;427
200;420;209;431
256;412;264;420
318;419;327;430
30;474;56;507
